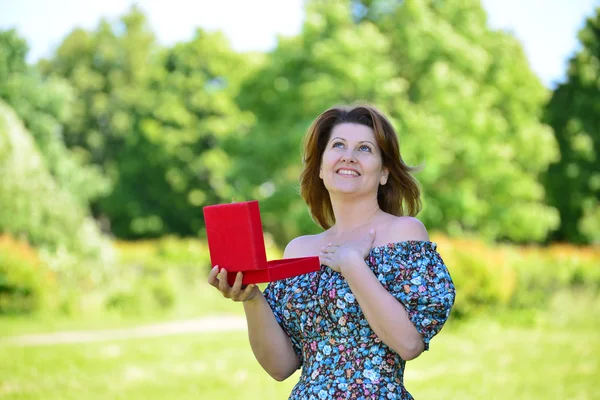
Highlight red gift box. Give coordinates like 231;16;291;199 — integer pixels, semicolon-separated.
203;200;320;286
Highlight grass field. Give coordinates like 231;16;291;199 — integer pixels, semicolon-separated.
0;280;249;339
1;291;599;399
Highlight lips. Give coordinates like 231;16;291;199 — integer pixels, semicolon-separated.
336;168;360;177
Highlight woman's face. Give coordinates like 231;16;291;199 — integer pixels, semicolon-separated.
320;123;388;197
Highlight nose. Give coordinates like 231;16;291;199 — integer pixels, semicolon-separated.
341;150;357;163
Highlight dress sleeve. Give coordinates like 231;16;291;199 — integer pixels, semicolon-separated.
374;242;456;351
262;281;304;365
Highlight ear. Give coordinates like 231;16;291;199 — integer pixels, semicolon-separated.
319;166;323;179
380;168;389;185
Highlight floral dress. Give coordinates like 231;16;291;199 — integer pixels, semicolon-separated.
263;241;456;400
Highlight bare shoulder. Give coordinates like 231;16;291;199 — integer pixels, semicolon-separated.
379;216;430;244
283;234;322;258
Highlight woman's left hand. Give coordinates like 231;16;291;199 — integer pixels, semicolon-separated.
319;228;376;273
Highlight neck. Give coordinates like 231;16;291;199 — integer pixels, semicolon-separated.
328;194;382;235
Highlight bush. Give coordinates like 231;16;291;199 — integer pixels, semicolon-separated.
102;235;599;319
0;100;115;261
433;235;517;319
0;99;116;315
105;258;178;316
432;234;600;319
4;231;592;319
510;244;600;309
104;237;211;316
102;234;285;317
0;234;57;314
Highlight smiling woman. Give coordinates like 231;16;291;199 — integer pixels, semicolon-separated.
319;123;387;203
301;105;422;231
208;103;456;399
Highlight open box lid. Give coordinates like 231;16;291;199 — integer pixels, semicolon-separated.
203;200;268;272
203;200;321;285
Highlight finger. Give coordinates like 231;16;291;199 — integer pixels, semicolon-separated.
208;265;219;287
319;255;331;265
218;268;231;297
321;249;337;257
320;245;338;253
240;284;257;301
322;246;340;252
320;242;337;250
230;272;244;299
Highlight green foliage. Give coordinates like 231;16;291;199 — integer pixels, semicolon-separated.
4;2;593;246
0;235;57;314
230;0;411;242
39;7;254;238
229;0;559;246
510;244;600;310
435;236;515;319
52;234;600;320
543;8;600;244
105;237;212;316
355;0;560;242
433;235;600;320
0;29;110;208
106;235;279;317
4;3;569;245
105;264;177;315
444;250;512;319
0;99;115;306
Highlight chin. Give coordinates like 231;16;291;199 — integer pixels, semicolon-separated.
326;185;364;195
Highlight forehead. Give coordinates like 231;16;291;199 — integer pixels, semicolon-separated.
329;123;376;142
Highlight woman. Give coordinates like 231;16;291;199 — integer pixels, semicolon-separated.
208;104;456;399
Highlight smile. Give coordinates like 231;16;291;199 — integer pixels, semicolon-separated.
336;169;360;177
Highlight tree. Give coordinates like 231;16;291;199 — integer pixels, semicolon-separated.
0;29;110;208
544;8;600;243
229;0;407;244
231;0;559;245
40;7;254;238
354;0;561;242
0;99;114;285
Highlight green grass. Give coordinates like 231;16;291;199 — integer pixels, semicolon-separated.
1;291;599;399
407;320;599;399
0;280;247;338
0;331;296;400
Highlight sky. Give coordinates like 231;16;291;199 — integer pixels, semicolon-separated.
0;0;598;88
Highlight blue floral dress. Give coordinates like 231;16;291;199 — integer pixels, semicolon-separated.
263;241;456;400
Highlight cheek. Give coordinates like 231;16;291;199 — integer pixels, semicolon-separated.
358;154;381;170
321;151;338;169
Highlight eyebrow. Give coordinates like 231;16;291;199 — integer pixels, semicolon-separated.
330;137;376;146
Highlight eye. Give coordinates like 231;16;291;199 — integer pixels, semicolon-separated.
332;141;345;149
359;144;372;152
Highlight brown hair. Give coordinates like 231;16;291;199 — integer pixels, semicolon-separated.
299;104;422;229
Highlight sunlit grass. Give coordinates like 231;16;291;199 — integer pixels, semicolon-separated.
0;280;247;339
406;319;599;399
1;291;599;399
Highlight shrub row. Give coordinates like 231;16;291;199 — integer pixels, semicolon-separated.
434;235;600;319
1;234;597;318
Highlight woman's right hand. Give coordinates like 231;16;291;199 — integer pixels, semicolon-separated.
207;266;261;303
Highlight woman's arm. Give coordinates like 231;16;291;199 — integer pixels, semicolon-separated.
243;289;301;381
342;259;425;360
319;218;430;360
208;237;308;381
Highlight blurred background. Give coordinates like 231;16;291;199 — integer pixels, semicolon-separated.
0;0;599;399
